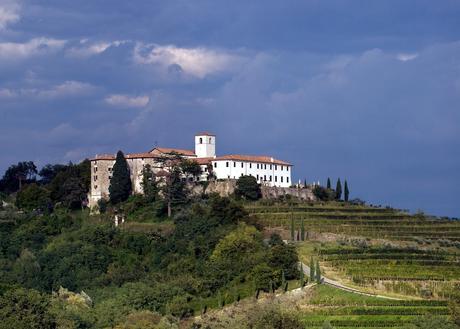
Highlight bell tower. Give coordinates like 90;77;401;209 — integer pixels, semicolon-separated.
195;132;216;158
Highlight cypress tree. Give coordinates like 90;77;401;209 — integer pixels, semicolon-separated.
300;263;305;287
344;180;349;202
300;217;305;241
304;178;307;188
335;178;342;200
290;215;295;241
310;257;315;283
326;177;331;189
109;151;132;204
316;260;321;283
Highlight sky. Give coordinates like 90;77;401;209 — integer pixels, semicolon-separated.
0;0;459;217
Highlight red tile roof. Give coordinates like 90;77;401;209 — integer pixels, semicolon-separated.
192;157;214;165
195;131;215;136
91;152;161;161
149;147;196;157
213;154;291;166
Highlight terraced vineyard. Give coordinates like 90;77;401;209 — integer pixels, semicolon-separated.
246;201;460;242
247;201;460;298
301;285;451;328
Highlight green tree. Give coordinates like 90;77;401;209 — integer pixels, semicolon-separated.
109;151;132;204
268;244;299;279
335;178;342;200
0;288;56;329
16;183;51;211
0;161;37;193
344;180;349;202
38;164;67;185
162;166;187;217
299;263;305;287
326;177;331;189
290;214;295;241
251;263;281;292
316;260;321;283
179;159;202;181
309;257;315;283
313;186;336;201
141;164;158;202
300;217;305;241
303;179;307;188
235;175;261;201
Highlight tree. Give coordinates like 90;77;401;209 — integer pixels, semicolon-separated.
299;263;305;287
109;151;132;204
235;175;261;201
268;244;300;279
0;288;56;329
303;179;307;188
309;257;315;283
313;186;336;201
290;215;295;241
15;183;51;211
335;178;342;200
316;260;321;283
38;164;67;185
300;217;305;241
162;166;187;217
48;162;89;210
326;178;331;189
179;159;202;181
141;164;158;202
344;180;349;202
0;161;37;193
268;233;284;247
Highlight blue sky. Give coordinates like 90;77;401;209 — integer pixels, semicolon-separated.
1;0;459;216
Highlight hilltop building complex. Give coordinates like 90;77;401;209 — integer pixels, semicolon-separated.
89;132;292;207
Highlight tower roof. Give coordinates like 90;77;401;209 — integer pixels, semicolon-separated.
195;131;215;136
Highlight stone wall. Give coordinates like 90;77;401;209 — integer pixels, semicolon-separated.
190;180;316;201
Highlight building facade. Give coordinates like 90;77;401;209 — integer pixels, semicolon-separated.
89;132;292;207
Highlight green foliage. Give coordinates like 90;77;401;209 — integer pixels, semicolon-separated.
310;257;315;283
344;180;349;202
313;185;336;201
179;159;202;180
249;303;304;329
250;263;281;292
235;175;262;201
316;260;321;283
110;151;132;204
0;288;56;329
141;164;159;202
0;161;37;193
38;164;67;185
335;178;342;200
16;183;51;211
48;160;90;209
268;233;284;247
268;243;299;279
326;178;331;189
300;217;305;241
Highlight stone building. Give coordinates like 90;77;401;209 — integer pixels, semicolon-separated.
89;132;292;207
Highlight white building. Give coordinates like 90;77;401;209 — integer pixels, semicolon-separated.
89;132;292;207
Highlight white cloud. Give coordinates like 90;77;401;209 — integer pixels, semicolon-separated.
0;0;20;30
397;53;419;62
36;80;96;99
0;81;96;100
67;40;127;58
105;94;150;108
133;43;244;78
0;37;66;60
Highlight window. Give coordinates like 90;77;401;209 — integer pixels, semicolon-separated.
94;185;98;189
200;137;203;144
275;165;278;170
226;162;229;167
270;165;272;170
264;164;267;169
264;175;266;181
93;167;98;173
241;162;243;168
209;138;211;143
257;163;259;169
281;177;283;183
109;175;112;180
287;177;289;183
281;165;284;171
234;162;236;167
93;175;98;181
257;174;259;180
275;176;277;182
214;163;217;168
286;166;289;172
228;175;230;178
249;163;252;168
269;175;272;181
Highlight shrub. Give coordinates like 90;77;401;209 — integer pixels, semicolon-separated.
235;175;262;201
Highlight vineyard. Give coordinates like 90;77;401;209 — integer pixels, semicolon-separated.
301;285;451;328
247;201;460;298
246;201;460;242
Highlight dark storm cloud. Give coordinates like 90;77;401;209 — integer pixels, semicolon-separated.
0;0;459;216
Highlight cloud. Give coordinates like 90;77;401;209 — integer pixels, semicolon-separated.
0;81;96;101
133;43;244;78
397;53;419;61
67;39;127;58
0;37;66;60
0;0;20;30
105;94;150;108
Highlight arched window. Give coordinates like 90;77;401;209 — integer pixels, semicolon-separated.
199;137;203;144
